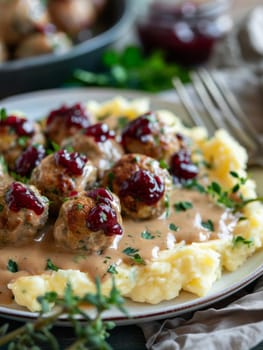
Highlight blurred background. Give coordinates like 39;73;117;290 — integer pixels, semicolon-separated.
0;0;262;98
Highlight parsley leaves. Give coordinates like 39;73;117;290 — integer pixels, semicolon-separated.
7;259;18;273
72;46;190;92
169;223;179;231
201;219;214;231
173;201;193;212
46;259;59;272
122;247;145;265
107;264;118;274
233;236;254;247
141;230;155;240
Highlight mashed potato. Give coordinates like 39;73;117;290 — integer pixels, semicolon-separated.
7;96;263;312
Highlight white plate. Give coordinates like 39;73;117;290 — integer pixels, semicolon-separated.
0;87;263;326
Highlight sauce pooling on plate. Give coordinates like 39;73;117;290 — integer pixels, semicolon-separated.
0;187;238;305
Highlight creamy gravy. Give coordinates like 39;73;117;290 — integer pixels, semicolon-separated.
0;188;237;305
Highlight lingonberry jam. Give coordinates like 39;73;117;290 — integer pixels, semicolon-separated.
120;169;165;205
122;112;157;148
87;188;113;205
6;182;45;215
137;0;232;65
170;149;198;182
54;149;88;175
0;116;34;136
85;123;115;142
86;203;123;236
46;103;90;129
15;144;46;177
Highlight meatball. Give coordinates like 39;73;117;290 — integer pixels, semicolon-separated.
45;103;92;146
121;111;183;162
62;122;124;178
54;188;123;252
0;0;49;46
47;0;96;37
0;181;49;246
14;144;46;178
103;154;172;220
0;113;45;170
15;30;72;59
30;149;97;213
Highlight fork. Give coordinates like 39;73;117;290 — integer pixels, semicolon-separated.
172;68;263;167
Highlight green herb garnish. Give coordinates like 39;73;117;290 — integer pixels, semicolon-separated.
173;201;193;212
7;259;18;273
72;46;190;92
17;136;29;147
0;279;127;349
107;264;118;274
46;258;59;271
164;193;170;218
107;172;115;191
207;180;263;210
0;108;7;121
207;181;236;209
159;159;168;169
76;203;84;211
0;156;7;173
201;219;214;231
122;247;145;265
117;116;129;129
169;223;179;231
184;179;206;193
233;236;254;247
141;230;155;240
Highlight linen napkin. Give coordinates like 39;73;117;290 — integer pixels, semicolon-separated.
141;276;263;350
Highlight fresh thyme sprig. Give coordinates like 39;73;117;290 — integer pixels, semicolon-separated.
207;179;263;211
0;278;127;350
185;172;262;211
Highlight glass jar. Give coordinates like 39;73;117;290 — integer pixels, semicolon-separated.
137;0;233;65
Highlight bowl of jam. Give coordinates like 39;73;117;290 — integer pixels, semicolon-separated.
137;0;233;65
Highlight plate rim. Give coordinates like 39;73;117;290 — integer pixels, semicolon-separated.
0;86;263;326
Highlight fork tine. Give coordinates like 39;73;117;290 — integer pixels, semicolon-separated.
204;70;262;148
197;68;260;152
172;77;205;127
190;71;227;130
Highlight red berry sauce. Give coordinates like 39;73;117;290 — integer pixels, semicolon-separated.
86;188;123;236
120;169;165;205
170;149;198;182
15;144;46;177
46;103;91;129
6;182;45;215
54;149;88;176
122;112;157;148
85;123;115;142
0;116;34;136
87;188;113;205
